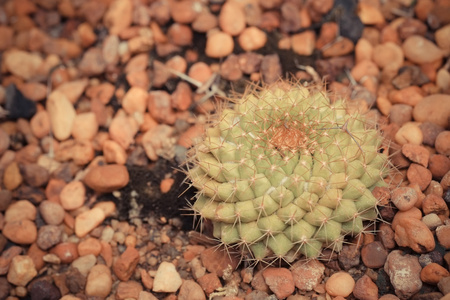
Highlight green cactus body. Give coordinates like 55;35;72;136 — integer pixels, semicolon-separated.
187;82;390;262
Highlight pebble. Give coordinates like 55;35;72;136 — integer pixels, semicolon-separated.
72;254;97;277
391;187;418;211
83;164;129;193
422;213;443;230
435;24;450;52
420;262;450;285
358;2;385;25
401;144;429;167
389;86;424;107
3;162;23;191
219;1;246;36
74;207;106;238
103;0;132;35
402;35;444;64
422;194;449;220
379;223;396;249
438;277;450;295
436;131;450;156
0;246;22;275
71;112;98;141
238;26;267;51
3;220;37;244
262;268;295;299
4;200;36;222
29;279;61;300
171;81;192;111
4;49;43;80
197;273;222;295
109;113;139;149
220;55;243;81
192;11;217;32
325;271;355;297
178;280;206;300
78;48;107;76
22;163;49;187
338;244;361;270
413;94;450;128
60;181;86;210
436;224;450;249
290;259;325;291
47;90;76;141
205;30;234;58
49;242;79;264
153;261;182;293
169;0;199;24
142;124;174;161
394;217;435;253
351;59;379;82
429;155;450;181
261;54;282;84
361;241;388;268
168;23;193;46
30;110;51;139
36;225;63;250
0;190;12;212
76;237;101;257
7;255;37;286
55;79;89;104
116;280;143;299
407;163;432;191
384;250;422;299
291;31;315;56
148;90;177;124
391;206;422;230
19;82;47;102
372;42;404;70
85;264;112;297
113;246;140;281
200;246;239;278
353;274;378;300
103;140;127;165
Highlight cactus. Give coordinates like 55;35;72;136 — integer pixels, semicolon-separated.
186;81;390;263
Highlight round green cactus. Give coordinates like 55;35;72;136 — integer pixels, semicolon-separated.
187;82;390;262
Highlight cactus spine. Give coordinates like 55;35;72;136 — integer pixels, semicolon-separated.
186;81;390;263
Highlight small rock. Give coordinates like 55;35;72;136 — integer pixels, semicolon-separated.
422;194;449;221
372;42;404;70
3;162;23;191
5;84;37;120
200;246;239;278
0;246;22;276
402;35;444;64
109;113;138;149
142;124;175;161
192;11;217;32
4;200;36;222
22;163;49;187
390;104;413;127
262;268;295;299
178;280;206;300
188;62;213;84
379;223;396;249
167;23;193;46
438;277;450;295
7;255;37;286
351;59;379;82
436;224;450;249
3;220;37;244
238;52;263;74
325;271;355;297
29;278;61;300
65;267;86;294
78;48;107;76
37;225;63;250
205;30;234;58
401;144;429;167
148;90;177;124
4;50;43;80
413;94;450;128
358;2;385;25
74;208;106;238
55;79;89;104
103;0;133;34
261;54;282;84
171;81;192;111
290;259;325;291
30;110;51;139
436;131;450;156
389;86;424;107
238;26;267;51
435;24;450;51
103;140;127;165
47;90;76;141
60;181;86;210
407;163;432;191
322;37;354;57
113;246;140;281
361;241;388;269
0;190;12;212
394;217;435;253
422;213;443;230
72;254;97;277
353;274;378;300
219;1;246;36
384;250;422;299
169;0;198;24
220;55;243;81
391;187;418;211
50;242;79;264
338;244;360;270
116;280;143;300
83;164;129;193
291;31;315;56
197;273;222;296
85;264;112;298
420;262;450;285
153;261;182;293
72;112;98;141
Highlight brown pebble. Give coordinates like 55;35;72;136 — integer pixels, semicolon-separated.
394;218;435;253
219;1;246;36
169;0;199;24
205;30;234;58
167;23;193;46
322;38;354;57
391;187;418;211
420;262;450;285
429;154;450;180
389;86;424;107
407;163;432;191
3;220;37;244
188;62;213;84
49;242;79;264
113;246;140;281
384;250;422;299
436;131;450;156
402;35;444;64
389;104;413;127
84;164;129;193
192;11;217;33
74;208;106;238
197;273;222;296
262;268;295;299
436;225;450;249
103;0;132;34
325;271;355;297
353;275;378;300
401;144;430;167
361;241;388;269
39;200;65;225
238;26;267;52
291;31;315;56
422;194;449;221
413;94;450;128
379;223;396;249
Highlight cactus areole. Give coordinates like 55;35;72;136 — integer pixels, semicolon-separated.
186;82;390;262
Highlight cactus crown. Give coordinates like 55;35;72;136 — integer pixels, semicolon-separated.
186;81;390;264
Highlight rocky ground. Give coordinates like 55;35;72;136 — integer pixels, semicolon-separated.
0;0;449;299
